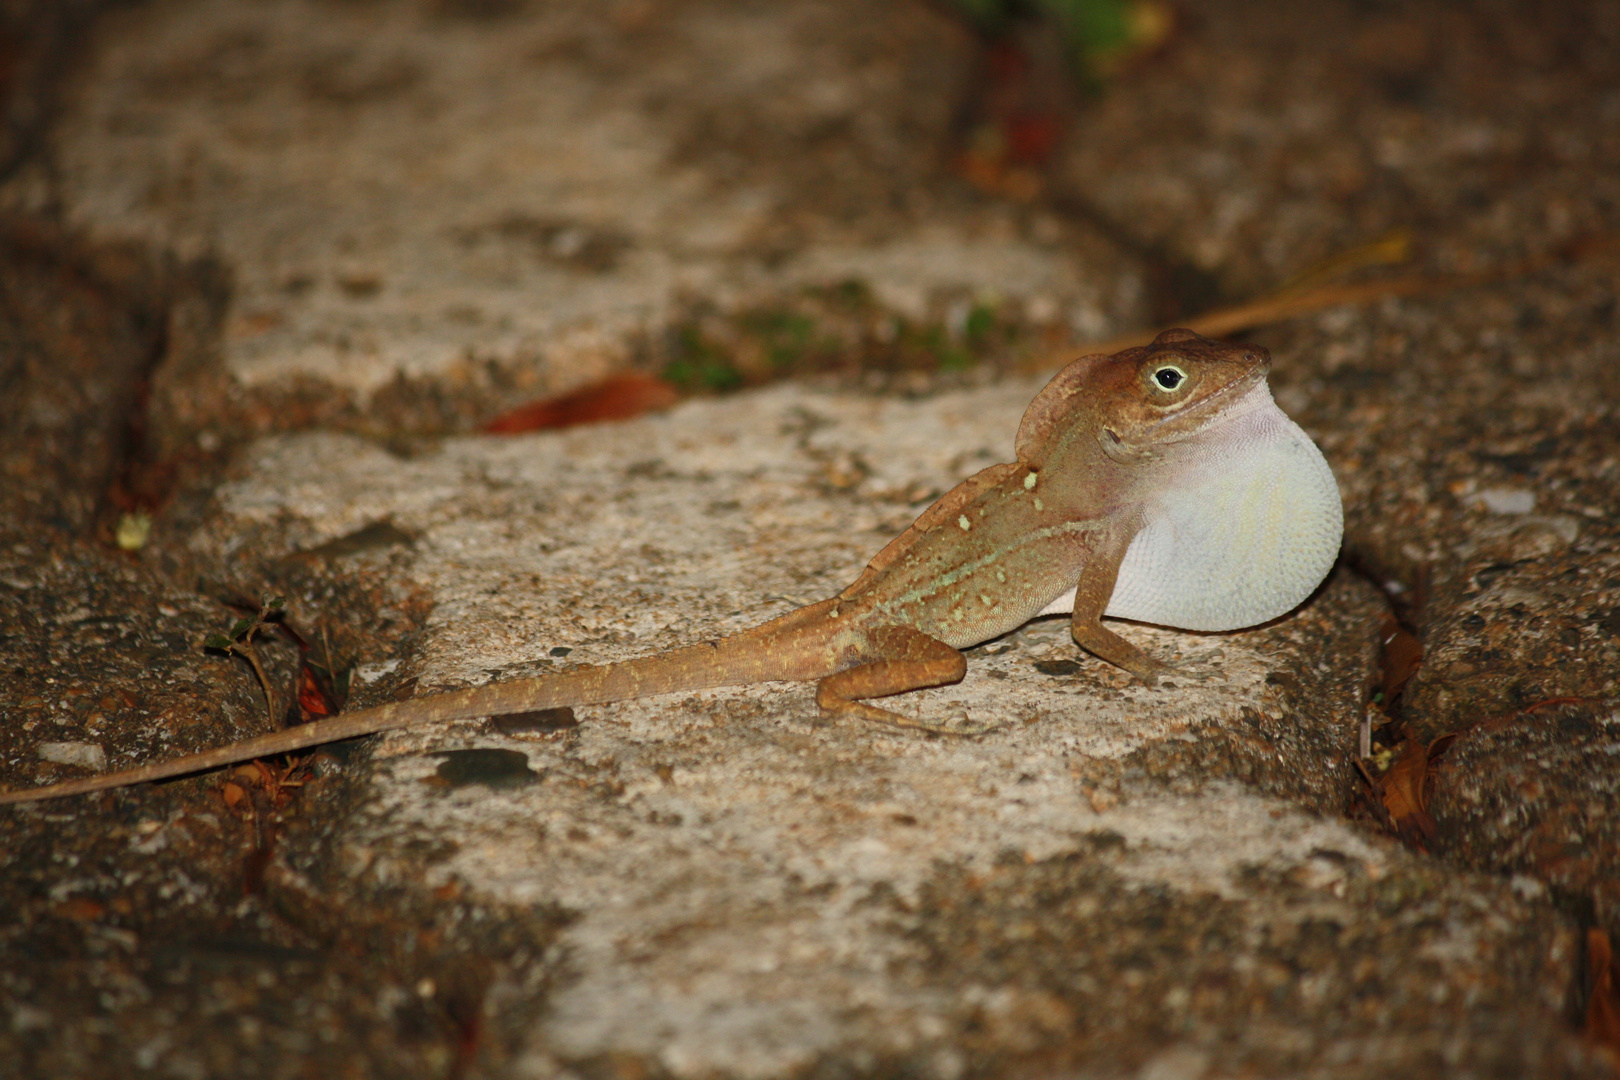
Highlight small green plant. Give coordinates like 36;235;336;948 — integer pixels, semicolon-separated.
964;302;998;346
205;596;287;730
924;324;976;373
662;324;744;392
743;309;817;369
947;0;1167;89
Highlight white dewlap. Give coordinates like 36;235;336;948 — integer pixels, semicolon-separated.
1038;383;1343;631
1108;385;1342;630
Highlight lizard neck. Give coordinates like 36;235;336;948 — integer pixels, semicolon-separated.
1103;382;1343;631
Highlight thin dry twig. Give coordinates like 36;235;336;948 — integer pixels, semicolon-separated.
204;596;287;731
1032;232;1620;371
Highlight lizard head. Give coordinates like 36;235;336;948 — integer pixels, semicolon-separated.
1015;328;1271;466
1099;328;1272;452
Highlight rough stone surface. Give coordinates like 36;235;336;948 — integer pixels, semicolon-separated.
0;220;165;532
1271;278;1620;738
0;535;260;789
1429;698;1620;942
1259;273;1620;951
1058;1;1620;295
3;378;1592;1078
30;0;1137;406
1;0;1618;1076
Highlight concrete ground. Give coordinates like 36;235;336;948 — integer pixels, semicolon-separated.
0;1;1616;1077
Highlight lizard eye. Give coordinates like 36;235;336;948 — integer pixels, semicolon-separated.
1152;365;1187;391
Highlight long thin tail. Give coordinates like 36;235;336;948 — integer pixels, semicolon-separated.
0;601;842;805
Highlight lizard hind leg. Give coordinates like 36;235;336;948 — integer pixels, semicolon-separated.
814;625;989;735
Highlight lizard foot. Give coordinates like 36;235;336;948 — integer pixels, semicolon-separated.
1071;620;1172;688
814;625;978;735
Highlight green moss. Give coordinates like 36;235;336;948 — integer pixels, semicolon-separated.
742;309;818;369
662;325;744;392
964;302;998;345
904;322;977;373
657;283;1042;392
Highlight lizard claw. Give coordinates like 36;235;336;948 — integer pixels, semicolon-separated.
1132;657;1173;688
941;710;1000;737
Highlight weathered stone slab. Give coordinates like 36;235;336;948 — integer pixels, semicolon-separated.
35;0;1135;403
162;379;1588;1077
1059;0;1620;296
3;0;1617;1073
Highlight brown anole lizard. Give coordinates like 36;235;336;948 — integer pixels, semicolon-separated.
0;330;1343;805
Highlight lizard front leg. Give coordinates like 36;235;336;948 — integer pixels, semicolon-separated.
815;624;978;733
1069;532;1172;686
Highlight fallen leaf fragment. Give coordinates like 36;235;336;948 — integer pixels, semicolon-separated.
484;372;679;433
295;660;336;719
1357;725;1460;852
1378;736;1438;850
1378;613;1423;704
55;897;105;921
1361;696;1602;852
1587;928;1620;1057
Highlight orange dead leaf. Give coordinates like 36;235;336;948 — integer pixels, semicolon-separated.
484;372;679;434
295;661;335;719
1378;736;1439;850
957;151;1044;202
257;757;310;806
221;780;247;809
1587;928;1620;1056
1378;613;1423;704
55;897;105;921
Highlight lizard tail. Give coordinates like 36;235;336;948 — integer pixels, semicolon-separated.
0;600;844;805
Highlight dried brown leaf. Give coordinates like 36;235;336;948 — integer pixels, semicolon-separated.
295;661;335;719
1378;736;1438;850
484;372;679;433
1378;613;1423;704
1586;929;1620;1057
